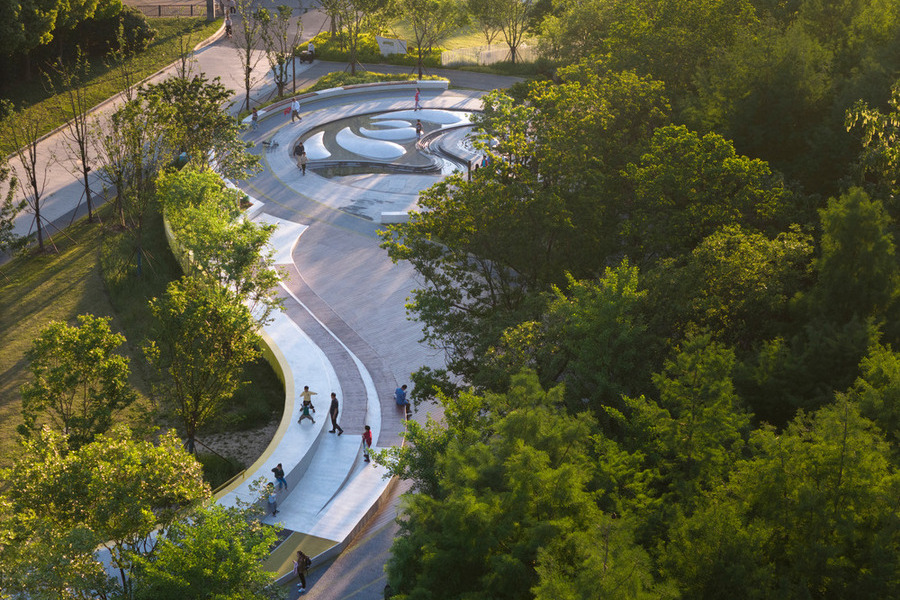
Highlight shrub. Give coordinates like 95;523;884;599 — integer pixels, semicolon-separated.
77;6;158;57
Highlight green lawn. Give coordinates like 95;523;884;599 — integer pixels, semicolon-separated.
0;17;222;156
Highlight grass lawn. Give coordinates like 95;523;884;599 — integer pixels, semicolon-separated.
0;17;222;156
388;21;490;50
0;202;284;473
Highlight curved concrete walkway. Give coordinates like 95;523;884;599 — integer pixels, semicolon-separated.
214;84;481;578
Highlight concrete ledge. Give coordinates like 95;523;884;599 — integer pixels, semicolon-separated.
380;211;409;224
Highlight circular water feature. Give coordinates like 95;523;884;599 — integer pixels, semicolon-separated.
298;109;478;177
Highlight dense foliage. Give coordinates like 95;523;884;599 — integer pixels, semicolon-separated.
381;0;900;596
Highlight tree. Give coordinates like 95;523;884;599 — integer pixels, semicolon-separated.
145;275;262;453
0;100;52;252
645;333;749;502
810;187;898;323
664;399;900;599
495;0;534;63
642;224;814;348
846;81;900;211
387;372;604;599
335;0;391;74
848;343;900;449
258;5;302;98
132;501;283;600
467;0;503;46
0;155;25;263
232;0;265;113
20;314;137;450
398;0;466;78
380;60;668;389
92;96;172;270
489;260;656;424
0;425;209;598
157;168;283;326
139;74;260;180
51;47;96;223
621;124;795;264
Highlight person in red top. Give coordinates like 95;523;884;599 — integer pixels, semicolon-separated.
414;87;421;111
362;425;372;462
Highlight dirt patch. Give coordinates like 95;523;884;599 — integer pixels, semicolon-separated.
197;419;280;468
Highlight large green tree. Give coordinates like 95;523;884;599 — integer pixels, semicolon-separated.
139;74;260;180
20;314;137;450
156;169;282;327
132;501;283;600
665;399;900;598
381;59;668;388
0;426;209;598
622;124;796;264
145;275;262;453
386;372;669;599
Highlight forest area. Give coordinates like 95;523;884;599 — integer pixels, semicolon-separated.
379;0;900;598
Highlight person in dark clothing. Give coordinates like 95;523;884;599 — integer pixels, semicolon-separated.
272;463;288;490
294;550;311;593
328;392;344;435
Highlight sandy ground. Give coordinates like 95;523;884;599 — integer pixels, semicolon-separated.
197;419;280;467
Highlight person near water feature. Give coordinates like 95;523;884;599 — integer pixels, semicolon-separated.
414;87;421;110
415;119;423;141
300;151;308;175
291;98;301;123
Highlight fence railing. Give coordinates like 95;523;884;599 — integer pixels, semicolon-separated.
131;4;212;17
441;44;538;67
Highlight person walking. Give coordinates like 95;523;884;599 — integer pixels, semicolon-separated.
415;120;423;141
225;13;232;37
294;550;311;594
298;385;317;424
328;392;344;435
290;97;302;123
299;151;308;175
414;87;421;111
266;483;278;516
272;463;288;490
362;425;372;462
251;107;258;131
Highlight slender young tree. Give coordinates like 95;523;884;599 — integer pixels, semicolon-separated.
232;0;265;112
336;0;391;74
258;5;303;98
398;0;466;78
0;100;52;252
51;48;96;223
0;156;25;265
467;0;503;46
496;0;534;63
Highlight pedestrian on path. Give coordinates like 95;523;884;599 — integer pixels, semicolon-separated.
272;463;288;490
415;120;423;141
298;385;317;424
308;41;315;56
328;392;344;435
414;87;421;111
362;425;372;462
294;550;311;594
267;483;278;516
225;13;232;37
299;151;308;175
251;107;258;131
291;97;302;123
